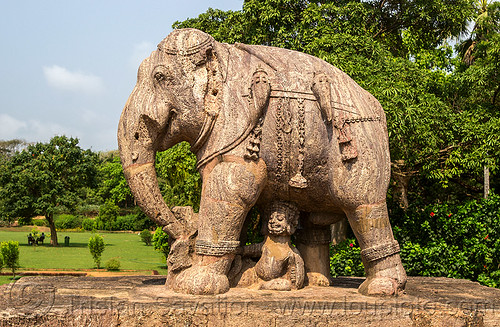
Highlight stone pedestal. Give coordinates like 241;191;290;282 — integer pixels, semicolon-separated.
1;275;499;326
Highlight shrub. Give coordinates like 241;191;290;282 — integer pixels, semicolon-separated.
105;258;121;271
391;193;500;287
140;229;152;246
152;227;170;262
32;219;47;227
330;239;364;278
17;216;32;226
88;234;105;269
82;218;96;231
30;227;40;244
55;214;83;229
114;214;136;231
95;202;119;230
0;252;3;272
0;241;20;277
76;204;100;217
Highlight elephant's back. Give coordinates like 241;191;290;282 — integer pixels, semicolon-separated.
247;44;390;210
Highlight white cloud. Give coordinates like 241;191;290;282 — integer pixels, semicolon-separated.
43;65;105;94
0;114;71;142
0;114;28;139
130;41;155;68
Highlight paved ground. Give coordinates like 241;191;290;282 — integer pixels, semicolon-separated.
0;275;499;326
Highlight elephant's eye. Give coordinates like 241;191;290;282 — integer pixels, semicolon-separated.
154;72;166;83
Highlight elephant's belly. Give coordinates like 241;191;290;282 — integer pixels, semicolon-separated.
257;98;342;213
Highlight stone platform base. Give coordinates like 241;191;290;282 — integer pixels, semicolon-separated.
0;275;499;326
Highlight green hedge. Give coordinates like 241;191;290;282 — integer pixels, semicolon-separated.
393;193;500;287
329;194;500;288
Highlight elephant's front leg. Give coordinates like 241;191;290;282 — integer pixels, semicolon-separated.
346;201;407;296
173;157;267;295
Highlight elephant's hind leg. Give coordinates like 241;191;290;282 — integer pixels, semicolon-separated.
345;202;407;296
173;157;267;295
296;213;345;286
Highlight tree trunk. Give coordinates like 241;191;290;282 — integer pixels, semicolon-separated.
484;165;490;199
46;214;58;246
393;173;410;210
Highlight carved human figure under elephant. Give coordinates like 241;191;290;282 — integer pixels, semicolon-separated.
118;28;407;296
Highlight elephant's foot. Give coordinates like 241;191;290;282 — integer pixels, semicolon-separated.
358;253;407;296
259;278;292;291
296;241;332;287
306;272;332;287
173;255;233;295
174;265;230;295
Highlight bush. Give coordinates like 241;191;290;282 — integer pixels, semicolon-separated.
95;202;119;230
140;229;153;246
17;216;32;226
152;227;170;262
55;214;83;229
82;218;96;231
0;252;3;272
76;204;100;217
32;219;47;227
391;193;500;287
105;258;121;271
96;208;155;231
114;214;136;231
330;239;365;278
0;241;20;276
88;234;105;269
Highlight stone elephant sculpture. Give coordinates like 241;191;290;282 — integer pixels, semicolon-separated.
118;28;407;296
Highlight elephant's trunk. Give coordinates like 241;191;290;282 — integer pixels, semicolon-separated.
118;87;184;240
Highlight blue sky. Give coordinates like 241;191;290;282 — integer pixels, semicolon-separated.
0;0;243;151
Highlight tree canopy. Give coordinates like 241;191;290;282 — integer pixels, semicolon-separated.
0;136;98;245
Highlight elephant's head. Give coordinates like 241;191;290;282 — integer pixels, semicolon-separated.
118;29;222;239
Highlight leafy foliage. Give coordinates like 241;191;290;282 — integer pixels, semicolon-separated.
82;218;96;231
139;229;153;246
391;194;500;286
0;136;98;245
97;155;134;208
330;239;364;278
88;234;105;269
155;142;201;212
55;214;83;230
105;258;121;271
152;227;170;263
95;202;120;231
0;241;20;276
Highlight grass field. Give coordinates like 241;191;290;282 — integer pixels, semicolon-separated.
0;229;167;277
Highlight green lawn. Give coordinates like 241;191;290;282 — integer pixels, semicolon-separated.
0;230;167;274
0;275;14;285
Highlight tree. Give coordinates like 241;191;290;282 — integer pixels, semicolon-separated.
455;0;500;198
0;241;20;277
95;201;119;230
96;154;134;208
0;139;28;161
0;136;98;245
88;234;105;269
